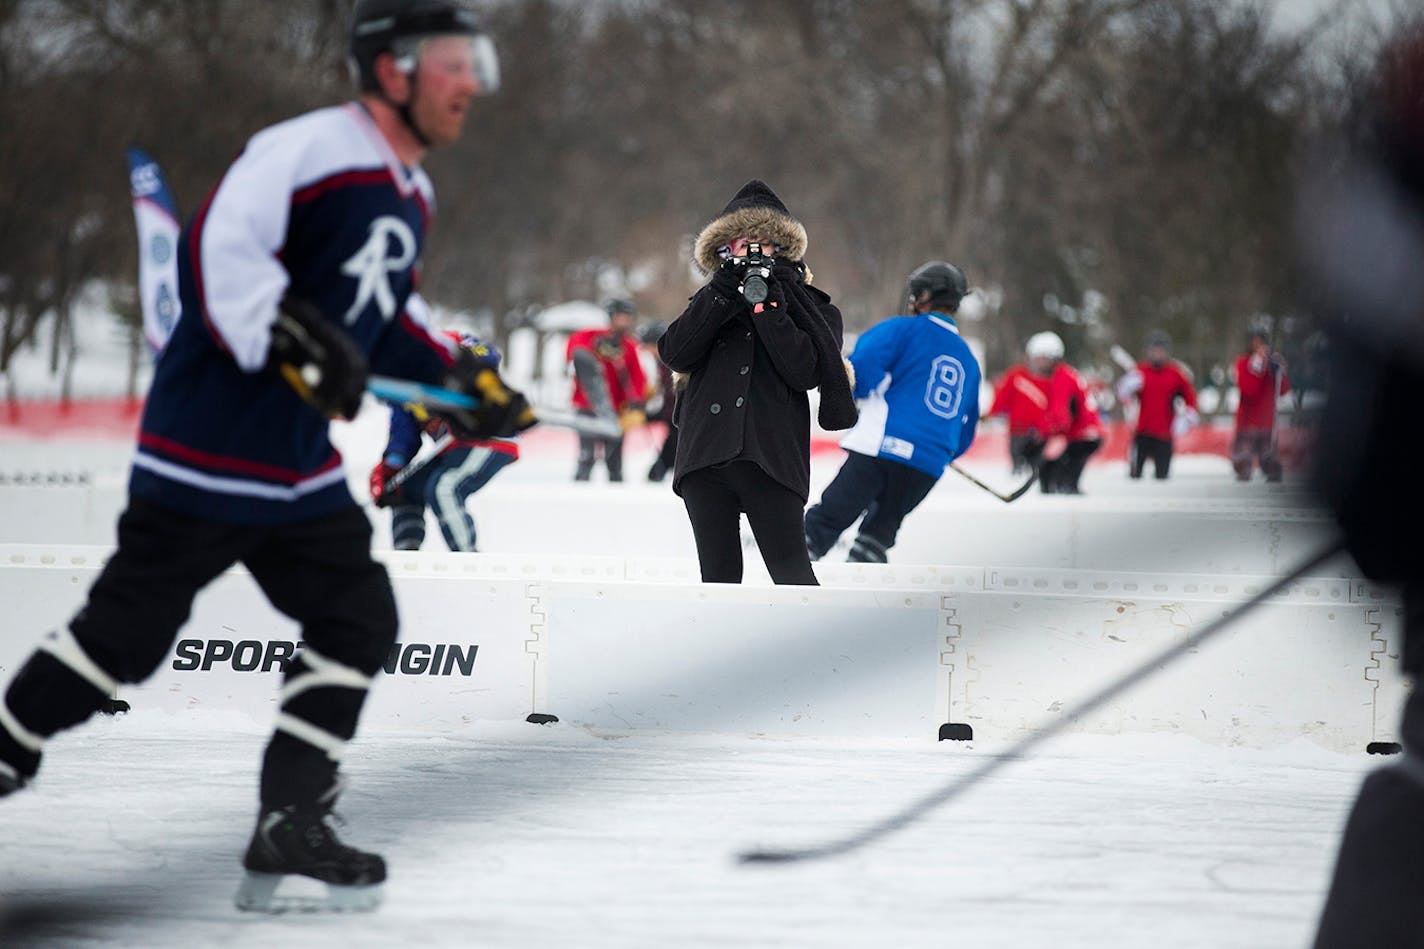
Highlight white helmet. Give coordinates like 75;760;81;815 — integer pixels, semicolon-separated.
1026;331;1064;360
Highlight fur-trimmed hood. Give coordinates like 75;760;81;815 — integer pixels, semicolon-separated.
692;179;808;275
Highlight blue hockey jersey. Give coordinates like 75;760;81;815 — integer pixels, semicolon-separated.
131;103;457;524
839;312;981;476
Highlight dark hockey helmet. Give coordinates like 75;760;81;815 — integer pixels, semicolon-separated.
1146;329;1172;351
350;0;498;94
605;298;639;318
907;261;969;310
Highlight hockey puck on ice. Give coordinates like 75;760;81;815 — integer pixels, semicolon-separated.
1366;741;1402;755
526;713;559;725
938;722;973;741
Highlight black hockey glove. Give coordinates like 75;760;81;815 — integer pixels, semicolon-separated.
441;348;537;440
266;294;369;420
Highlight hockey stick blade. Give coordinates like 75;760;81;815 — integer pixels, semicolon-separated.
736;538;1347;866
367;375;480;414
533;406;624;440
948;463;1037;502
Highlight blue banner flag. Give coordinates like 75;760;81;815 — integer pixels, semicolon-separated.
126;146;182;356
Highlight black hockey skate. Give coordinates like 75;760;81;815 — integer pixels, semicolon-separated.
234;805;386;913
0;761;27;797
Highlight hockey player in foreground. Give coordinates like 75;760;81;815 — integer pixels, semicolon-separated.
0;0;531;914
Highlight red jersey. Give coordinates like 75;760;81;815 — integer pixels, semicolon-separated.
1125;360;1197;440
1234;351;1290;433
988;365;1051;436
1044;363;1102;442
566;329;648;413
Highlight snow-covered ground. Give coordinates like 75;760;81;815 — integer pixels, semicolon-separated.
0;408;1378;948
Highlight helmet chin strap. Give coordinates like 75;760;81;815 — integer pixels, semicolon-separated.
383;68;431;149
398;101;432;148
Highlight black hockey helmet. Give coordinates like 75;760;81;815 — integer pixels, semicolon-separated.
1147;329;1172;351
605;298;639;318
907;261;969;310
350;0;498;94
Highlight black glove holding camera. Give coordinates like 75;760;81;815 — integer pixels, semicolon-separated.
267;294;369;420
709;258;745;303
441;348;537;440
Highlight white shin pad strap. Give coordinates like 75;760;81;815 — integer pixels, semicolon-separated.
0;701;44;754
274;713;348;762
39;627;119;698
274;646;372;761
278;645;372;706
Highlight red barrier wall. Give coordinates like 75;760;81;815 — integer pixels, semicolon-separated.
2;397;1313;471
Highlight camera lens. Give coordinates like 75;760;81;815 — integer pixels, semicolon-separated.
742;273;769;305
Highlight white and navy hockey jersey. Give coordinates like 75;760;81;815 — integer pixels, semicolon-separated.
838;311;981;477
131;103;457;524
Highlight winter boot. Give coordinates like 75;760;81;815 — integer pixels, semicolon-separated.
235;805;386;913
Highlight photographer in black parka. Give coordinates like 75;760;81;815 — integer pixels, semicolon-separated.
658;180;857;585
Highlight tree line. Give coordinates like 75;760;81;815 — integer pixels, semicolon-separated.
0;0;1409;401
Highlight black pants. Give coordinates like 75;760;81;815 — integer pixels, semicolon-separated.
1129;433;1173;479
1009;433;1045;476
680;461;818;584
804;452;938;563
1040;438;1102;494
575;410;624;482
0;498;396;811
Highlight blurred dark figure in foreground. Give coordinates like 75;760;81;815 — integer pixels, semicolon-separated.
1307;25;1424;949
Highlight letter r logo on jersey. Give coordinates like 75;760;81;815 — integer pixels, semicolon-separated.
341;216;417;325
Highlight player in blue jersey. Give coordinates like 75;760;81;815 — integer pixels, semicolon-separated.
0;0;529;913
804;261;981;563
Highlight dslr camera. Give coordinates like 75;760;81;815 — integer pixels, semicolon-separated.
729;241;774;305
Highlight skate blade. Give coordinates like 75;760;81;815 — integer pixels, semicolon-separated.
234;871;383;914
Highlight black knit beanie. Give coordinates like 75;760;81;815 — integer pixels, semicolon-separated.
719;179;792;217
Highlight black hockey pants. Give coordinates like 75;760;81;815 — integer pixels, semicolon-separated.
0;498;396;810
1129;434;1174;479
575;410;625;482
679;460;818;584
1040;438;1102;493
804;451;938;563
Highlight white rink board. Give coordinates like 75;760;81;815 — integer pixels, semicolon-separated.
0;546;537;731
535;581;948;739
947;586;1405;752
0;545;1406;751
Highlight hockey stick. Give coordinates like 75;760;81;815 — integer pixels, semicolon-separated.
737;538;1347;865
367;376;622;439
367;375;480;413
948;463;1037;502
532;406;623;440
380;432;456;501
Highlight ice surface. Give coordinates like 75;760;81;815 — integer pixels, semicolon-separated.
0;420;1377;948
